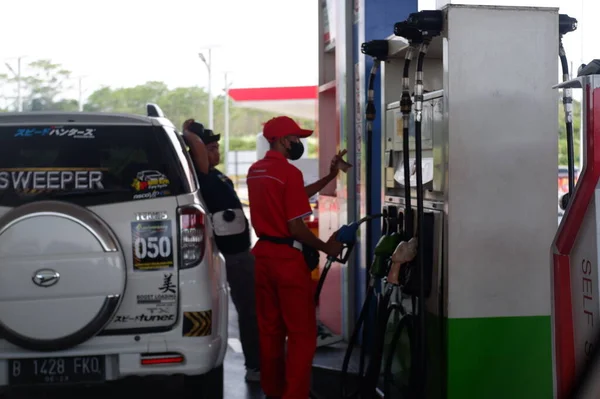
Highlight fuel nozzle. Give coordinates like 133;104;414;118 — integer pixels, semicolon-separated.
387;237;418;285
361;40;389;61
370;233;403;279
559;14;578;36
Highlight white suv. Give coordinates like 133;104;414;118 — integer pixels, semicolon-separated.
0;106;228;397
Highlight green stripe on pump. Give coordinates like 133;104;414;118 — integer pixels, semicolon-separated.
447;315;552;399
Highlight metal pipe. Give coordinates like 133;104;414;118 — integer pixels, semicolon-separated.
199;49;214;129
207;49;213;129
78;76;85;112
224;72;231;173
5;56;24;112
16;57;22;113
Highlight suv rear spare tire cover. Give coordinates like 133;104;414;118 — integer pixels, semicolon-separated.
0;201;126;351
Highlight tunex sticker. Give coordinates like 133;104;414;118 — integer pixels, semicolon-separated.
131;220;174;271
14;127;96;139
109;272;177;329
0;168;106;195
131;170;171;200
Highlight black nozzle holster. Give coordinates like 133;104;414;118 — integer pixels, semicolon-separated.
559;14;578;36
407;10;444;35
394;21;423;43
361;40;389;61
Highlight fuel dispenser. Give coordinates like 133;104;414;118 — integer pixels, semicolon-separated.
375;4;560;398
552;63;600;398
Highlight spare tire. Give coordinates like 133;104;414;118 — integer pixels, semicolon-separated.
0;200;126;351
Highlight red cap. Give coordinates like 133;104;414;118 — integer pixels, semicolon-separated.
263;116;313;141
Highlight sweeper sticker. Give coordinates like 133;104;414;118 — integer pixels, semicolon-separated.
0;168;106;194
131;220;174;271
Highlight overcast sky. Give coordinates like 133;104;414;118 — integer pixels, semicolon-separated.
0;0;597;100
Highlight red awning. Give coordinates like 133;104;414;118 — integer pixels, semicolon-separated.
228;86;318;120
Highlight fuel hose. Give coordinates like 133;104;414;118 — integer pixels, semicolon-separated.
557;14;578;206
383;298;417;397
340;282;377;399
348;24;424;398
365;60;380;276
376;39;430;397
559;37;575;200
360;284;395;398
378;31;433;399
339;221;389;399
412;39;430;397
361;39;388;276
305;213;381;399
400;44;417;237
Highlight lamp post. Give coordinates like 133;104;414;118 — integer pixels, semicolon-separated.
198;50;213;129
76;76;87;112
5;56;26;112
224;71;233;174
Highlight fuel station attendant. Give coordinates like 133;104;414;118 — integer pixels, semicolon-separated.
247;116;344;399
182;119;261;383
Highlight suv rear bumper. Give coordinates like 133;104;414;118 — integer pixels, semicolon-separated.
0;286;228;387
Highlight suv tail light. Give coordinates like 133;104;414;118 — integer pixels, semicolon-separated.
178;205;206;269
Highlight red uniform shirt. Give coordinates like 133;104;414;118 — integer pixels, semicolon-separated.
247;150;312;258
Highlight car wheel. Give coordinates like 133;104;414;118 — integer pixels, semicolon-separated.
184;365;223;399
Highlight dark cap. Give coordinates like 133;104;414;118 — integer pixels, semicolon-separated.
201;129;221;144
187;121;205;135
263;116;313;142
188;122;221;144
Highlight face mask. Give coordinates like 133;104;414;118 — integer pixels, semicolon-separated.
287;140;304;161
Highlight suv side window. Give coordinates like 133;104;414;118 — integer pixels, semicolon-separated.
0;125;190;207
161;125;200;193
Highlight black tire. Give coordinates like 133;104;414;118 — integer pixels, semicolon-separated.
184;365;224;399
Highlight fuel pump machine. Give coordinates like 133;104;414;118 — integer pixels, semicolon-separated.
552;65;600;398
378;5;560;398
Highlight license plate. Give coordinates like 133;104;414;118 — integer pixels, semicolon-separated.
8;356;105;386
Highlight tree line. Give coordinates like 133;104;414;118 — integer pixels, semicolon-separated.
0;58;578;166
0;59;316;140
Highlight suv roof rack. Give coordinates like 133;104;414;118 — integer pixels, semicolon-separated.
0;112;154;126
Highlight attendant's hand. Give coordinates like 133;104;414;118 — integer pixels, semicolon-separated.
329;149;350;176
324;231;344;258
182;118;195;133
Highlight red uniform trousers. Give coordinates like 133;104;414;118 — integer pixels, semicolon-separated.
254;250;317;399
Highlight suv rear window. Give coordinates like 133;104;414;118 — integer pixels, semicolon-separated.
0;125;188;207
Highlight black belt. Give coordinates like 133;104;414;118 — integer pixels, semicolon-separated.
258;235;319;271
258;235;303;251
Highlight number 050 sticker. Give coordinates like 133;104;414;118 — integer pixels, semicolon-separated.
131;220;174;271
